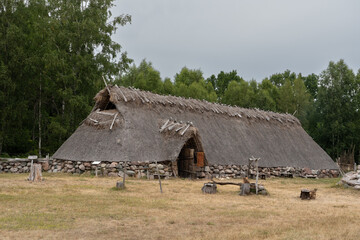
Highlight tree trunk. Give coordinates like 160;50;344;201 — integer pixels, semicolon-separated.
38;78;42;157
0;134;3;156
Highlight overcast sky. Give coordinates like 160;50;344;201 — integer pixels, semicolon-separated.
112;0;360;81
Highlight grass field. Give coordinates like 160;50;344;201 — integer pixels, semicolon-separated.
0;173;359;240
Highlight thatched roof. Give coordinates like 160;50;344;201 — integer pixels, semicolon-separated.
53;85;338;169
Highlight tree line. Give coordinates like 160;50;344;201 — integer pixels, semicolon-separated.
1;1;359;163
116;59;360;162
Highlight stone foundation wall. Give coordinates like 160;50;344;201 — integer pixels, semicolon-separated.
0;159;339;179
207;164;339;179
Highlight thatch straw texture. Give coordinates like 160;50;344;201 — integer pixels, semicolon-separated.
53;86;338;169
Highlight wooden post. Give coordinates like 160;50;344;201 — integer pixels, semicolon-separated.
240;183;250;196
123;160;127;188
116;181;125;189
29;160;34;181
248;156;260;195
255;159;259;195
155;160;163;193
28;162;42;182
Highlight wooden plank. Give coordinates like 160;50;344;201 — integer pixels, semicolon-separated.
109;113;119;130
196;152;205;167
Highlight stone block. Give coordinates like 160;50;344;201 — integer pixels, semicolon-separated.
126;170;135;176
42;161;50;171
79;164;85;171
108;172;118;177
109;162;117;168
65;164;73;169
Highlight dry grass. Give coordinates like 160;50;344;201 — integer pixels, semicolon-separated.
0;173;360;240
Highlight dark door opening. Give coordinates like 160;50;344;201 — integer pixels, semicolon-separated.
177;137;205;178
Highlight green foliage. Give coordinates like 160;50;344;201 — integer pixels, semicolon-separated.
308;60;360;160
163;77;174;95
269;70;297;87
174;67;204;86
0;1;358;164
173;67;217;102
0;0;131;156
116;59;163;93
206;70;244;99
222;81;253;107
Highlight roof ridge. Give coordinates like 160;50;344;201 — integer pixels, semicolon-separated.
96;85;300;126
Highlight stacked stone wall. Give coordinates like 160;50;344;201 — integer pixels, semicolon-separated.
0;159;339;179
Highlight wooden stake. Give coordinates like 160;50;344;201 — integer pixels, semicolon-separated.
155;160;163;193
255;159;259;195
123;161;126;188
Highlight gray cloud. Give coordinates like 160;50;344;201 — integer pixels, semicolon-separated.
112;0;360;81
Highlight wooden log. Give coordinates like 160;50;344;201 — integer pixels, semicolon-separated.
117;87;128;102
211;178;242;186
168;123;180;131
109;113;118;130
180;124;190;135
175;124;185;132
89;118;99;123
159;119;170;132
96;110;115;116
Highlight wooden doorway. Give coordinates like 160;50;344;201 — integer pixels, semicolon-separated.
177;137;205;178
